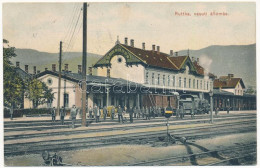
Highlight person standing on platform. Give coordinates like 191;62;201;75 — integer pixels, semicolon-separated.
70;105;77;129
111;106;115;120
95;106;101;123
141;106;145;119
133;106;137;118
128;106;134;123
60;106;65;125
51;107;56;122
136;106;140;119
103;106;107;121
93;104;99;123
89;105;93;119
117;105;123;123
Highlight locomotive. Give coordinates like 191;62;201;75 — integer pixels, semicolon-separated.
142;93;210;117
179;94;210;116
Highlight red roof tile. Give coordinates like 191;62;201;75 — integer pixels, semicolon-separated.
214;77;245;89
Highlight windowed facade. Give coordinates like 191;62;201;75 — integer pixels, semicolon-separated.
173;76;175;87
168;75;170;86
184;78;186;88
163;75;165;86
145;71;149;84
207;81;209;90
189;79;191;88
152;73;155;85
158;74;160;85
193;79;195;88
200;80;202;89
197;80;199;89
179;77;182;88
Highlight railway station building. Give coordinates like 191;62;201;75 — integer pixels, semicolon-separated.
22;38;256;111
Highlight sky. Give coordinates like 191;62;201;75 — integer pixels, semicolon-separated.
2;2;256;55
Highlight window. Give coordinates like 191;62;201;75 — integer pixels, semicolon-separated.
197;80;199;89
193;79;195;88
64;93;69;107
173;76;175;87
152;73;155;85
163;75;165;86
47;78;53;86
200;80;202;89
184;78;186;88
158;74;160;85
117;57;122;63
179;77;182;87
168;75;170;86
189;79;191;88
145;71;149;84
207;82;209;90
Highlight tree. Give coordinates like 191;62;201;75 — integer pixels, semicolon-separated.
25;78;54;108
3;39;24;109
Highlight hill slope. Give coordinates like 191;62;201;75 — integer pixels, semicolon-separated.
11;49;102;74
178;44;256;88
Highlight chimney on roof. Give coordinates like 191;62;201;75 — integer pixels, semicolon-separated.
228;74;234;79
175;52;178;57
157;46;160;54
125;37;128;45
192;57;195;62
33;66;37;75
142;42;145;50
37;70;40;74
16;62;20;68
65;64;68;71
25;65;29;73
197;58;199;64
52;64;56;72
152;45;156;52
78;65;82;74
107;69;111;78
130;39;134;47
170;50;173;56
88;67;93;75
45;68;48;71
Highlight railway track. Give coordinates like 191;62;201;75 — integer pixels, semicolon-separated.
4;119;256;156
128;143;256;166
4;116;256;141
4;113;256;134
4;113;256;129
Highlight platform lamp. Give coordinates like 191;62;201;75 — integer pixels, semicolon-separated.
209;90;214;123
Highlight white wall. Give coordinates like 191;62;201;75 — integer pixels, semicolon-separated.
144;67;212;93
38;74;77;108
97;55;145;84
222;81;244;96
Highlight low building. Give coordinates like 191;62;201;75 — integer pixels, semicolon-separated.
213;74;256;110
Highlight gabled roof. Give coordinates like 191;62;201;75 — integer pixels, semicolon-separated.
93;43;215;77
214;77;245;89
121;44;179;70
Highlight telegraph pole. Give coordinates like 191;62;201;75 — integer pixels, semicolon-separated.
81;2;87;126
57;41;62;116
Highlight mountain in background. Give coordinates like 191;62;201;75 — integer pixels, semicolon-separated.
11;49;102;75
11;43;256;88
177;44;256;88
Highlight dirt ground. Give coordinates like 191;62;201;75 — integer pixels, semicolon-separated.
4;132;256;166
